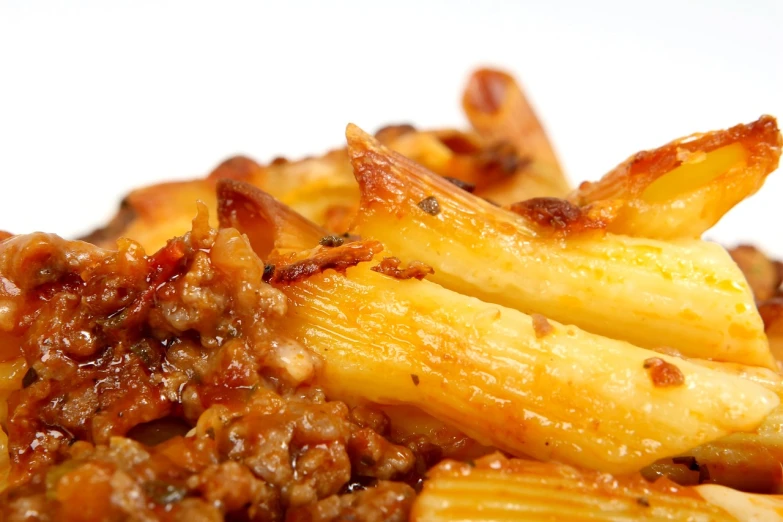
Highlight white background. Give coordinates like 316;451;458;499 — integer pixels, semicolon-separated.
1;1;781;253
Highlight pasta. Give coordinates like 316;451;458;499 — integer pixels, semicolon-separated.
83;69;569;253
412;453;783;521
215;179;777;473
274;250;777;473
0;67;781;521
345;124;775;368
570;116;781;240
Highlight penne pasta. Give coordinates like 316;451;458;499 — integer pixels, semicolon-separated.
461;68;571;202
215;181;783;479
697;485;783;522
411;453;739;521
83;70;574;254
644;405;783;493
688;408;783;493
690;359;783;397
569;116;782;240
89;179;221;254
643;363;783;493
7;65;782;520
217;178;328;256
216;181;783;489
272;250;777;474
345;124;775;369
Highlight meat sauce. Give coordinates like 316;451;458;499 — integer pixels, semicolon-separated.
0;211;418;521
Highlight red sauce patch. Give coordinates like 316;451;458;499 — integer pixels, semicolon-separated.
643;358;685;387
371;257;434;281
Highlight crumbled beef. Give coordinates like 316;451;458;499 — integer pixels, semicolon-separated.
286;481;414;522
0;210;419;521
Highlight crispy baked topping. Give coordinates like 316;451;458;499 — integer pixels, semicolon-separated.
206;155;264;182
370;257;434;281
643;357;685;388
509;197;608;235
531;313;553;338
475;141;529;176
269;241;383;285
416;196;441;216
374;124;417;144
319;235;345;248
442;176;477;193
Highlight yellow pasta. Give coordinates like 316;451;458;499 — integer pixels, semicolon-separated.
412;453;738;522
345;124;775;369
217;180;783;478
697;485;783;521
272;251;776;474
2;65;781;520
692;359;783;396
569;116;782;239
217;178;328;256
461;68;571;202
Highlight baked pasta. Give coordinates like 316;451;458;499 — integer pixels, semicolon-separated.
0;68;782;521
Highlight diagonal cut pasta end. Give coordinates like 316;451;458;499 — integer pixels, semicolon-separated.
216;179;327;258
571;116;782;239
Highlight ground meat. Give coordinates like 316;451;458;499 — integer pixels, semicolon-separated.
0;209;418;521
286;481;415;522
